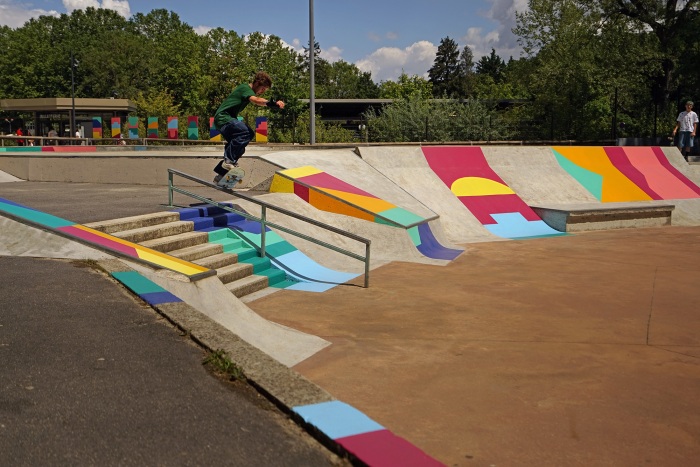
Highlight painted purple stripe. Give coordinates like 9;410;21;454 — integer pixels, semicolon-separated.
56;225;139;257
336;429;445;467
416;224;461;260
140;291;182;305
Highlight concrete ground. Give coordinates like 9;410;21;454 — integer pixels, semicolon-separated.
3;155;700;465
249;226;700;466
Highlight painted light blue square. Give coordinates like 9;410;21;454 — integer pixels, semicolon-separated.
486;212;564;239
293;400;384;440
275;250;359;290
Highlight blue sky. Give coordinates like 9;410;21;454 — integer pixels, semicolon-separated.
0;0;529;82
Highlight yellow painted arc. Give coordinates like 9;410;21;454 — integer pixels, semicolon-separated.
451;177;515;196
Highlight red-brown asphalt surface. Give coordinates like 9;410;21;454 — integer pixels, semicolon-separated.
250;226;700;466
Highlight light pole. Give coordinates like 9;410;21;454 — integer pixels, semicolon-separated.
309;0;315;145
70;50;77;140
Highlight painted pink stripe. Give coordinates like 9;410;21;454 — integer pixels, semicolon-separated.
423;146;503;186
605;147;662;199
57;225;139;257
299;172;377;198
336;429;445;467
43;146;97;152
651;147;700;197
608;146;700;199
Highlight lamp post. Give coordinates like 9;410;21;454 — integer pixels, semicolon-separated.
70;50;77;140
309;0;315;145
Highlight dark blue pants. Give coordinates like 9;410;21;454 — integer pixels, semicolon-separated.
220;119;255;164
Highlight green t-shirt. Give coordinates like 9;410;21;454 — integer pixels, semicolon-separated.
213;83;255;129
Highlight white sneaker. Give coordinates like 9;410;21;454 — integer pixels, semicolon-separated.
222;160;238;171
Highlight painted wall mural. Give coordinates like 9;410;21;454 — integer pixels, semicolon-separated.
111;117;121;139
271;166;461;260
167;116;178;139
147;117;158;139
187;116;199;140
92;117;102;139
553;146;700;202
422;146;564;239
255;116;268;143
127;116;138;139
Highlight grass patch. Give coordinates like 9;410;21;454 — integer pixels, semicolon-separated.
203;349;245;382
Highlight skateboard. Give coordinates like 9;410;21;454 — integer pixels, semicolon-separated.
217;167;245;189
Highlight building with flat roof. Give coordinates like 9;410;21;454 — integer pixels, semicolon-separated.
0;97;136;137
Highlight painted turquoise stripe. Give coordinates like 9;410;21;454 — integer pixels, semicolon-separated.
0;201;74;228
293;400;384;440
111;271;166;295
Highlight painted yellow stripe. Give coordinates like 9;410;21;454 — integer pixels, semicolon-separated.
553;147;652;202
72;225;209;276
280;166;323;179
270;174;295;193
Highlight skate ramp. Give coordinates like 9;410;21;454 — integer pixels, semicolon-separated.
260;149;462;262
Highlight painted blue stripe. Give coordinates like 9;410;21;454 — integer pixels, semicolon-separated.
486;212;564;239
293;400;384;440
140;291;182;305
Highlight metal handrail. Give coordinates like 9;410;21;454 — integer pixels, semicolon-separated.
167;168;371;288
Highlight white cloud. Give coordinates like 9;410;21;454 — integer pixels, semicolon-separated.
320;45;343;63
62;0;130;17
355;40;437;83
0;2;59;28
463;0;528;61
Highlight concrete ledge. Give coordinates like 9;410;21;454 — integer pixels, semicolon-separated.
531;202;675;232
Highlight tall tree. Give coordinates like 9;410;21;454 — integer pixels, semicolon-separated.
475;49;506;83
428;36;461;97
597;0;700;107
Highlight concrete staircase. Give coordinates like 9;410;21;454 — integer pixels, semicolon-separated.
84;208;290;299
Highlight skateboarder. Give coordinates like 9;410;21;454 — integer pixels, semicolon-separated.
212;72;285;183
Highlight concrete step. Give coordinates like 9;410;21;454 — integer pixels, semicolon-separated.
140;231;209;253
225;275;269;298
84;212;180;234
112;221;194;243
168;243;224;262
531;202;675;232
194;252;238;270
217;262;254;284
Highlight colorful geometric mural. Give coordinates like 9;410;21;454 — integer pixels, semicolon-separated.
147;117;158;139
176;204;360;292
92;117;102;139
127;116;138;139
167;116;178;139
209;117;222;141
111;117;121;139
553;146;700;202
293;401;443;467
422;146;564;239
187;116;198;140
255;116;268;143
271;166;461;260
0;198;210;278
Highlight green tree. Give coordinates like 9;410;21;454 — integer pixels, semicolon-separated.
428;37;462;97
379;72;433;99
475;49;506;84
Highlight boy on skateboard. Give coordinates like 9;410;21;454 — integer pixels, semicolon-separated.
212;71;285;185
